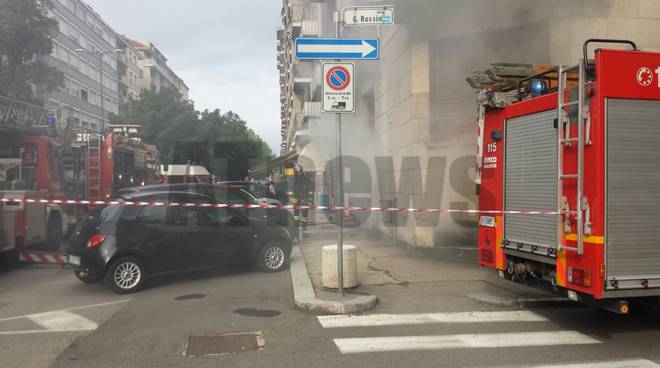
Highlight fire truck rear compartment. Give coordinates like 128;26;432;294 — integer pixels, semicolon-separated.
606;98;660;291
503;109;558;257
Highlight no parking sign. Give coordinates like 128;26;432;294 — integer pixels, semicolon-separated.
323;63;355;113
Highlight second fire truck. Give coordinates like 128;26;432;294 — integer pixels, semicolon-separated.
471;39;660;313
0;97;158;260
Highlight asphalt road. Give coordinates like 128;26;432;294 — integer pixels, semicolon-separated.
3;261;660;367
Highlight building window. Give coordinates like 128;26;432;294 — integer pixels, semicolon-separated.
80;89;88;102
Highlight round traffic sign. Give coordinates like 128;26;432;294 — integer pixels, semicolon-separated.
326;66;351;91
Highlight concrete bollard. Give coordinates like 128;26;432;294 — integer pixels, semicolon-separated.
322;244;358;289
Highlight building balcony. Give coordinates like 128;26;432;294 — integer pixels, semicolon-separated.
291;5;304;26
294;127;311;149
292;61;314;97
301;19;321;37
303;101;321;118
292;76;311;96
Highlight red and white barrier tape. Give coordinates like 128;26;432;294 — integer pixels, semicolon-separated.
0;197;560;216
19;252;66;265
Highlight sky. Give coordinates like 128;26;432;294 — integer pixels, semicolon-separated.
84;0;282;153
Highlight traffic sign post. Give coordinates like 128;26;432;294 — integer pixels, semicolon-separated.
323;63;355;113
343;6;394;26
295;38;379;60
323;7;391;297
333;12;345;297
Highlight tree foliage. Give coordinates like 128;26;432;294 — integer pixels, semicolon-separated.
113;87;274;180
0;0;64;103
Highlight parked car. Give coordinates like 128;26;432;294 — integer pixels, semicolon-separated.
159;164;212;184
67;190;293;294
117;183;297;238
220;181;285;206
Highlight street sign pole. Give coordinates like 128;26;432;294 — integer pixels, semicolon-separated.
334;10;344;297
298;10;390;298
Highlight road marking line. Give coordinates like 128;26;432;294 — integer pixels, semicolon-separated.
318;311;548;328
0;299;130;323
0;329;97;335
467;293;566;306
503;359;660;368
28;310;97;332
333;331;600;354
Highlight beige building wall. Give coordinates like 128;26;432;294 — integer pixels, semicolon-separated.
360;1;660;252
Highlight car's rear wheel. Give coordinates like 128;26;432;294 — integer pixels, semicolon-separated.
106;257;146;294
257;242;289;272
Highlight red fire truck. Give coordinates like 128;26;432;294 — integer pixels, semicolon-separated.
64;125;159;202
0;130;68;258
473;39;660;313
0;96;159;261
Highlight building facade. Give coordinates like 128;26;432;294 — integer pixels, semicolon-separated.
116;35;145;110
46;0;120;133
279;0;660;256
126;39;190;100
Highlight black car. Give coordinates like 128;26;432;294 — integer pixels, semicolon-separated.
67;190;293;294
118;183;297;238
220;181;286;204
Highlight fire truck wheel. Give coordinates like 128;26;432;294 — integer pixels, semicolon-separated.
46;214;63;251
106;256;147;294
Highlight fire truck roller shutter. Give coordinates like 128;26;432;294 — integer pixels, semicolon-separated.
607;99;660;290
504;109;558;255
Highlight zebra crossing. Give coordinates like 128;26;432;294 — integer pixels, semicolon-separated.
317;310;659;367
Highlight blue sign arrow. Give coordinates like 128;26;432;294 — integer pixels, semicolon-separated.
295;38;379;60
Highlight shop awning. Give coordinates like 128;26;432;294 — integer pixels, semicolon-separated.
248;150;298;177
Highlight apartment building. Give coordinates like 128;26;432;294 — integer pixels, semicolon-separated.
46;0;120;133
279;0;660;257
126;38;190;100
278;0;331;156
116;35;144;109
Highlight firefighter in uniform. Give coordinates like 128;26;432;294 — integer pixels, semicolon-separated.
291;167;314;232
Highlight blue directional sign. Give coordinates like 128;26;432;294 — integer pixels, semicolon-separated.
295;38;379;60
47;114;56;126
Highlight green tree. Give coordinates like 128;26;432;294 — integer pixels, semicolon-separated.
116;87;199;162
114;87;274;180
0;0;63;103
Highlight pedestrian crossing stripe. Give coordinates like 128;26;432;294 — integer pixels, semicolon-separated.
318;310;548;328
502;359;660;368
333;330;600;354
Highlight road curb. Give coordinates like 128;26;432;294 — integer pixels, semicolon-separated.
289;245;378;315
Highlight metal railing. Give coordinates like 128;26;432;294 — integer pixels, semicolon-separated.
0;95;48;128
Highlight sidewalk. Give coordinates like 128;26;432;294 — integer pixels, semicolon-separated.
299;228;489;288
291;221;565;315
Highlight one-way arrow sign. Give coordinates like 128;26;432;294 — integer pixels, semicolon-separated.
295;38;379;60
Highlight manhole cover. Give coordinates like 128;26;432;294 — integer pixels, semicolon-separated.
234;308;281;317
184;332;265;357
174;294;206;300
